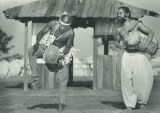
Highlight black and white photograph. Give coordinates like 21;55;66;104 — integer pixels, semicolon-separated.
0;0;160;113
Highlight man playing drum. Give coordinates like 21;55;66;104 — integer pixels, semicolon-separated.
28;12;74;112
115;6;155;110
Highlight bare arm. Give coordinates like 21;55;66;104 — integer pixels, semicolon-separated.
36;21;55;43
114;29;122;49
63;30;75;55
137;21;154;46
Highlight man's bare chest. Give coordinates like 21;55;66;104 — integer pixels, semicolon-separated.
50;29;68;43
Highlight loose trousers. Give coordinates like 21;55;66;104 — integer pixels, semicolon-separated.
28;44;69;104
121;51;153;108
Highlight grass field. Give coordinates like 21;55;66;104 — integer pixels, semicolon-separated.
0;76;160;113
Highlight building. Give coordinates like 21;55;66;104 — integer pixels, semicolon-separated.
3;0;159;90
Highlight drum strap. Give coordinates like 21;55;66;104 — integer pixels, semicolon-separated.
121;20;141;36
51;25;71;42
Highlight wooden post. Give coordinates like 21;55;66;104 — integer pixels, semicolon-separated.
93;36;98;89
37;61;58;90
68;59;73;86
68;42;74;86
112;56;118;90
103;36;109;55
28;21;32;48
24;22;29;91
103;55;113;89
97;37;104;89
97;55;103;89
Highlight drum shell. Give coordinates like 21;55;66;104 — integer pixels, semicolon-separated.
125;31;158;55
43;45;61;64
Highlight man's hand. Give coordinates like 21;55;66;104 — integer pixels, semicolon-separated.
57;59;64;67
58;52;64;60
57;51;65;67
139;41;149;51
33;42;39;54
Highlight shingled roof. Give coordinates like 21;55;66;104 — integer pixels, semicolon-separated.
3;0;159;21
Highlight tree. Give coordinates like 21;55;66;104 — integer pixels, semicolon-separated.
0;27;14;55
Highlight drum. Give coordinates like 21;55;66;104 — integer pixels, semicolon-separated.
39;34;56;47
43;45;61;64
125;31;158;55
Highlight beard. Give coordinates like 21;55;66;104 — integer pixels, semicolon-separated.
116;17;126;24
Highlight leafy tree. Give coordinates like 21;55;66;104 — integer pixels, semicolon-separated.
0;27;14;54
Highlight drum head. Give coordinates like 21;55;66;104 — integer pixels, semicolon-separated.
43;45;61;64
126;31;140;46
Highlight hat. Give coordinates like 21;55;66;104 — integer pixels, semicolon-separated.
59;12;72;26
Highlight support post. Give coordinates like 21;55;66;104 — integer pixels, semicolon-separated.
24;22;29;91
93;37;98;90
102;36;109;55
68;42;74;86
68;59;73;86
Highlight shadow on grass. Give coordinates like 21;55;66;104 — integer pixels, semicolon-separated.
5;81;92;89
5;82;33;89
6;83;23;89
27;103;60;110
68;81;92;89
101;101;145;110
101;101;126;109
0;80;14;113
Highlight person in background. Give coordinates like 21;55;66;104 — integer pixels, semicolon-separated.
115;6;154;110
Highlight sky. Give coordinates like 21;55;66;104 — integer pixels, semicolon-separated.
0;0;38;57
0;0;160;59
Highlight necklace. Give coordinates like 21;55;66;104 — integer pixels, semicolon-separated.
55;25;70;37
53;25;71;42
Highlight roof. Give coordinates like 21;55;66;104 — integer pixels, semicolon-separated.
3;0;159;20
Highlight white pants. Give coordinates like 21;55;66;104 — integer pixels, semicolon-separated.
121;51;153;108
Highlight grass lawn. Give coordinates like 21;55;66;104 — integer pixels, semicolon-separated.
0;76;160;113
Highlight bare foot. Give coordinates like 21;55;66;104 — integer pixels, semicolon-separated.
125;107;134;113
30;80;40;90
139;104;146;110
58;103;64;113
126;107;133;110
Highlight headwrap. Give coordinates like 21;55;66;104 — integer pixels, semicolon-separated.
59;12;72;26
